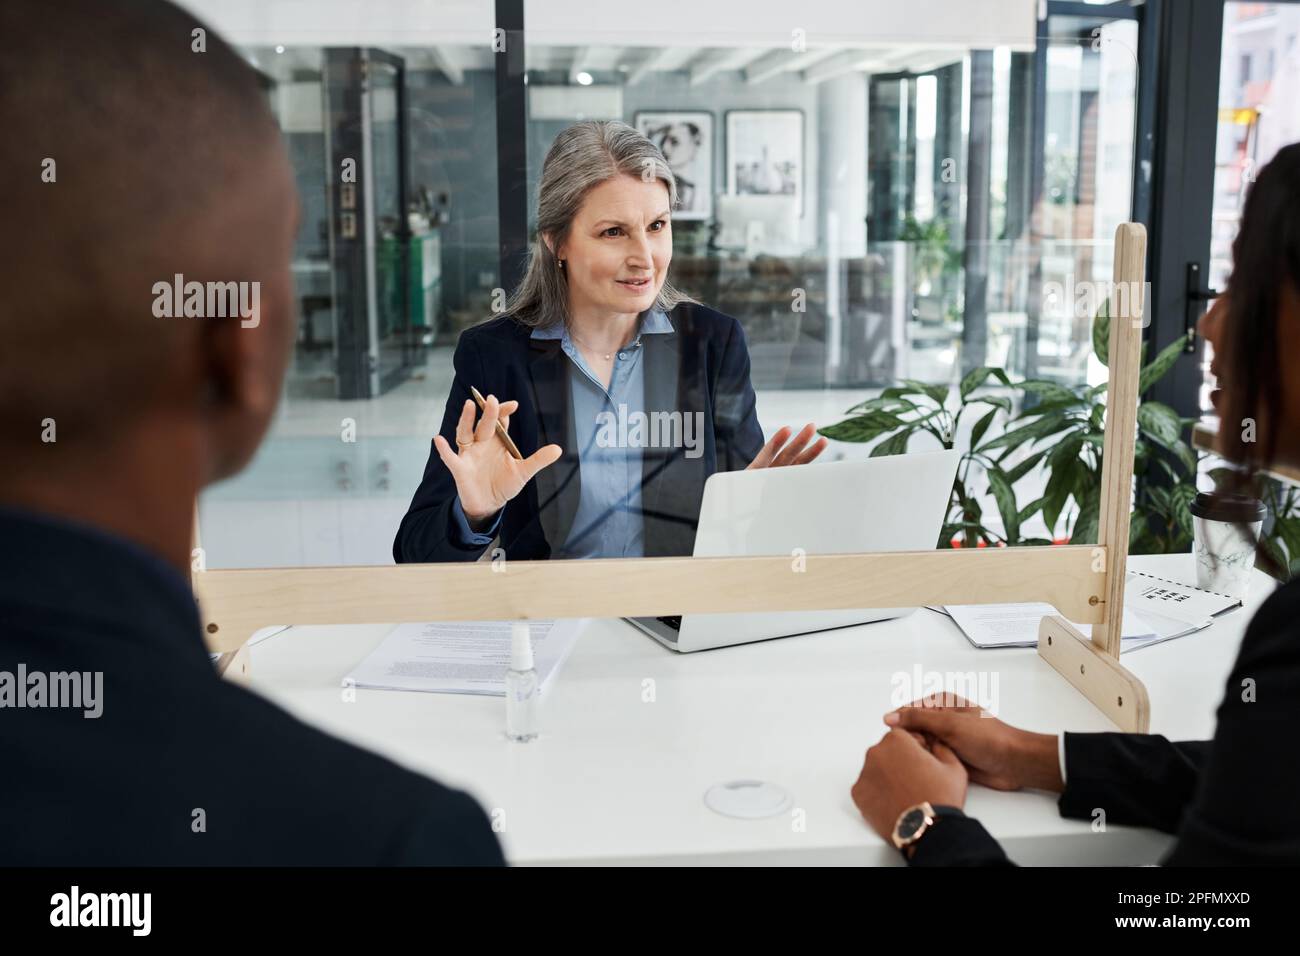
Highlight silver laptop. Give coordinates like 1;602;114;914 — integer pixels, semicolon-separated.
625;450;961;652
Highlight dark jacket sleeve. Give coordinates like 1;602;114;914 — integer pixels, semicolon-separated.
1161;579;1300;865
393;333;500;564
907;811;1015;867
1056;732;1210;833
712;315;766;471
905;733;1210;866
913;579;1300;867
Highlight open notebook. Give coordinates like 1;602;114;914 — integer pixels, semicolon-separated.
939;570;1244;652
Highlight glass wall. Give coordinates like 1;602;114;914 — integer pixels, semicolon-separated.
200;29;504;568
191;0;1149;567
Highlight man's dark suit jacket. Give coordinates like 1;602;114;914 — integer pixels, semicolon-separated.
393;303;766;563
910;575;1300;866
0;507;504;865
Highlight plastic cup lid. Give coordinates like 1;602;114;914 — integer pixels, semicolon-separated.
1190;492;1266;522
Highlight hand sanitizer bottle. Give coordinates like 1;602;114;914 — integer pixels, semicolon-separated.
506;621;538;742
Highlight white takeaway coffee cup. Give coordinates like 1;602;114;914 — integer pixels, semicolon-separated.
1189;492;1266;599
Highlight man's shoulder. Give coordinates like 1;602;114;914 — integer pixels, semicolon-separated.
191;678;505;865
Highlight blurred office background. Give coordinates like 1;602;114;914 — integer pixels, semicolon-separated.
170;0;1300;568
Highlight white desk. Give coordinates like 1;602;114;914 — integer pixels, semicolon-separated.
246;554;1277;866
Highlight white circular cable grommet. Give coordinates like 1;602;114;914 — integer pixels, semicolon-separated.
703;780;794;819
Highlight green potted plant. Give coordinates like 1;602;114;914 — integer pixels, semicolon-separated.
820;302;1198;551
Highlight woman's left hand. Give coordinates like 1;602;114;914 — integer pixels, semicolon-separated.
746;423;829;469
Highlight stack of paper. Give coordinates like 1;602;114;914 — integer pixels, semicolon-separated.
941;570;1242;653
344;619;582;696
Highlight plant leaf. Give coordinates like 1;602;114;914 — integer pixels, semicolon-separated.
980;415;1076;455
1260;535;1289;578
902;379;950;408
1041;457;1078;535
1046;432;1085;473
1206;466;1237;490
844;395;918;415
1019;396;1086;419
1070;460;1096;507
1017;379;1079;406
818;409;907;444
1017;495;1046;525
1129;511;1148;552
1092;300;1110;368
1170;483;1197;541
1005;449;1047;484
1137;330;1193;394
986;466;1020;544
1136;401;1183;448
959;366;1011;400
1171;440;1198;475
871;430;910;457
967;394;1012;414
1072;493;1101;544
969;407;999;449
1274;515;1300;564
881;385;926;401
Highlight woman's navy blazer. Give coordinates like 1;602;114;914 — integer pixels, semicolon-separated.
393;302;766;562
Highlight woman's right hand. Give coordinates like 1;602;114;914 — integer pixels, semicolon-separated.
433;393;563;529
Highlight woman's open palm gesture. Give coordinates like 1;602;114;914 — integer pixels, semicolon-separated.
746;422;829;469
433;394;562;525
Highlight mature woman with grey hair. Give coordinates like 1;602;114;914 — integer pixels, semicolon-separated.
394;120;825;563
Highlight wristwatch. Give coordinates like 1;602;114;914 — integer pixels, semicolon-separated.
891;802;962;857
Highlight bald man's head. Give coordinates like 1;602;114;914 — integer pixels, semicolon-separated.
0;0;298;484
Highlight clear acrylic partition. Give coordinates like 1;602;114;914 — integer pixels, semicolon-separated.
199;32;501;569
199;12;1140;568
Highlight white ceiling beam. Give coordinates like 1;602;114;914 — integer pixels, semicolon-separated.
428;46;463;85
802;49;888;84
898;49;965;74
626;46;687;85
741;47;841;85
743;49;800;85
688;47;768;86
785;46;842;72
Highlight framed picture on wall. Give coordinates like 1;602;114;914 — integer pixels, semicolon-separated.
724;109;804;216
634;111;713;221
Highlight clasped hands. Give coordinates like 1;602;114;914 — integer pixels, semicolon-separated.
850;694;1065;848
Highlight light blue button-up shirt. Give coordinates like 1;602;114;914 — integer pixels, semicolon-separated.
449;309;675;557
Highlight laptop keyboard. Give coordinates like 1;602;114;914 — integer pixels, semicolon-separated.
656;616;682;631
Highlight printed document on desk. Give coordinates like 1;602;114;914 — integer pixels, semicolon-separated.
943;570;1242;651
943;602;1161;650
344;619;582;696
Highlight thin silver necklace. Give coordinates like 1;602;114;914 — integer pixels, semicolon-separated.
568;325;633;361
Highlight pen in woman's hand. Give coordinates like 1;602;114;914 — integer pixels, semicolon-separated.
469;385;524;460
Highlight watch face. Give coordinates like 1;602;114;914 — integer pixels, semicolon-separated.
898;808;926;840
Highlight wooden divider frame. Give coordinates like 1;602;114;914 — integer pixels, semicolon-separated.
194;223;1151;732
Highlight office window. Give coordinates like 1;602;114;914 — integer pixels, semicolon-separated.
1205;1;1300;413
